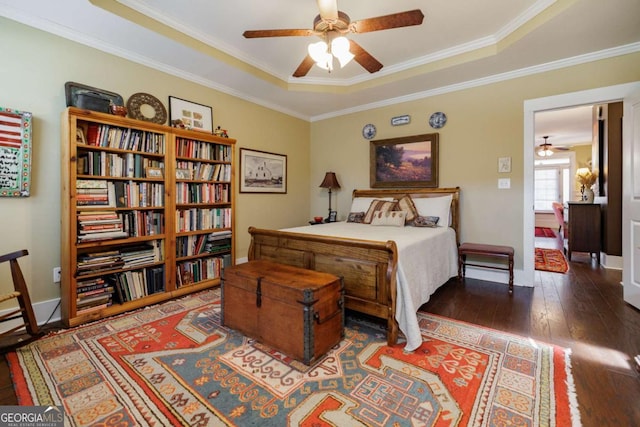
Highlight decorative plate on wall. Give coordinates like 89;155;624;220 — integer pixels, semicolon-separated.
362;123;377;140
126;93;167;124
429;111;447;129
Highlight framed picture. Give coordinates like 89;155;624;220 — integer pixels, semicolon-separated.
0;107;32;197
76;128;86;144
175;168;192;180
168;96;213;133
240;148;287;193
370;133;439;188
328;210;337;222
145;167;163;178
498;157;512;173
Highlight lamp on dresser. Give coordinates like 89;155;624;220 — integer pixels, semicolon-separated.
319;172;340;222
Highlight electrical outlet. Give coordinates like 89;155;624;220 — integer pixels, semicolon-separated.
53;267;61;283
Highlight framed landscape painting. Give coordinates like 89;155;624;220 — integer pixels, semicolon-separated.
370;133;439;188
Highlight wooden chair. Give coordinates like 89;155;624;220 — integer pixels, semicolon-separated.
0;249;39;340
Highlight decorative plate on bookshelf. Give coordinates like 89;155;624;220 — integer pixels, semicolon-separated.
126;93;167;125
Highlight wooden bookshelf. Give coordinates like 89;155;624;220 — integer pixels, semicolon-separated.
61;107;235;327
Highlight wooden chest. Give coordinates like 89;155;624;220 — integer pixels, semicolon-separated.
221;260;344;365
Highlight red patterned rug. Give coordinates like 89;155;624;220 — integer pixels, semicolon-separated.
535;227;557;238
536;247;570;273
7;289;580;426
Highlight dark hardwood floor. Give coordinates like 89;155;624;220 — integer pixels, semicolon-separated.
1;232;639;426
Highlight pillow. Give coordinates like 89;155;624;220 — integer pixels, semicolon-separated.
412;195;452;227
350;197;394;214
413;215;440;227
370;210;406;227
347;211;365;223
364;199;397;224
394;194;419;223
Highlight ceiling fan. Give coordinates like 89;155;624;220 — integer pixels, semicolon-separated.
537;136;570;157
242;0;424;77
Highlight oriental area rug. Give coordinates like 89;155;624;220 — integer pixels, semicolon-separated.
7;289;581;426
535;247;570;274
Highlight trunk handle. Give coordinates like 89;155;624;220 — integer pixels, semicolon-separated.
313;299;343;324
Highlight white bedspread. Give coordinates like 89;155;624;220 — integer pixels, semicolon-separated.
280;222;458;351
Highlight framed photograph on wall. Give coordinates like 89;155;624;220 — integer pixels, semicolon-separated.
168;96;213;133
0;107;33;197
240;148;287;193
370;133;439;188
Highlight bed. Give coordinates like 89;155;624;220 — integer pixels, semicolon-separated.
247;187;460;351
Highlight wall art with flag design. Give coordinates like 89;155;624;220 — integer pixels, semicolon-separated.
0;107;32;197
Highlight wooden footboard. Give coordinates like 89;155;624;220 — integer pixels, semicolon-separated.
247;187;460;347
247;226;400;346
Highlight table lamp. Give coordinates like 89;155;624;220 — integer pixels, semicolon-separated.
319;172;340;222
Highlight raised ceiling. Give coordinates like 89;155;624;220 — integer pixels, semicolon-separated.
2;0;639;127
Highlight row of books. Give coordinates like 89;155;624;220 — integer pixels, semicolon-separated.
84;123;165;154
175;183;230;204
75;276;114;315
77;210;164;242
176;254;231;288
77;151;164;178
74;266;166;315
175;161;231;182
76;242;164;276
77;210;128;241
176;231;232;258
109;266;166;303
113;181;165;208
175;137;231;161
76;179;116;207
175;208;231;232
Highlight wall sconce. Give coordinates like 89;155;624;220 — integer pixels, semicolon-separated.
319;172;340;221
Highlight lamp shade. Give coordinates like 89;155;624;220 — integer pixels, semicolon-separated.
319;172;340;189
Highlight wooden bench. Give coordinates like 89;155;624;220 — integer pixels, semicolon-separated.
458;242;514;294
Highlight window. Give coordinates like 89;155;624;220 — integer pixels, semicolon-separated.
534;157;571;211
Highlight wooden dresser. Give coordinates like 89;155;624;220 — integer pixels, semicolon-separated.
567;202;601;264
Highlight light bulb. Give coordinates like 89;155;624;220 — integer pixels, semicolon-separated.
331;37;354;67
308;41;328;63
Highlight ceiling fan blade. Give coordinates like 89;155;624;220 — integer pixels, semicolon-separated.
317;0;338;21
292;55;315;78
351;9;424;33
349;40;383;73
243;29;315;38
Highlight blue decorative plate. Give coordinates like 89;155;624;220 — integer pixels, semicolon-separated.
429;112;447;129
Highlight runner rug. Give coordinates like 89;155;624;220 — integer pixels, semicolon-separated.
535;247;570;273
7;289;581;426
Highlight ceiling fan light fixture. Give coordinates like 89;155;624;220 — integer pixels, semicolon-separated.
537;147;553;157
308;41;328;62
331;36;354;67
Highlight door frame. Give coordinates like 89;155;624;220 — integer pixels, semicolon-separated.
523;82;640;286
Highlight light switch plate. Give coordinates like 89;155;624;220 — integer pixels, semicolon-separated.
498;178;511;189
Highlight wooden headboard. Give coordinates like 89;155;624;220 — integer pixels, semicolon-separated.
352;187;461;244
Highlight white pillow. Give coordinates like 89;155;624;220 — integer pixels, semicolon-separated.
412;195;452;227
350;197;394;213
370;210;406;227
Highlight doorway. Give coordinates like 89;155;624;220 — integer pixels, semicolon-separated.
522;82;640;286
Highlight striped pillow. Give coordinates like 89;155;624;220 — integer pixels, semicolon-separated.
394;194;419;223
364;199;397;224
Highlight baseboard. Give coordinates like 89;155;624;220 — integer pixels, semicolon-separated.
601;253;622;270
0;297;61;334
462;266;530;288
